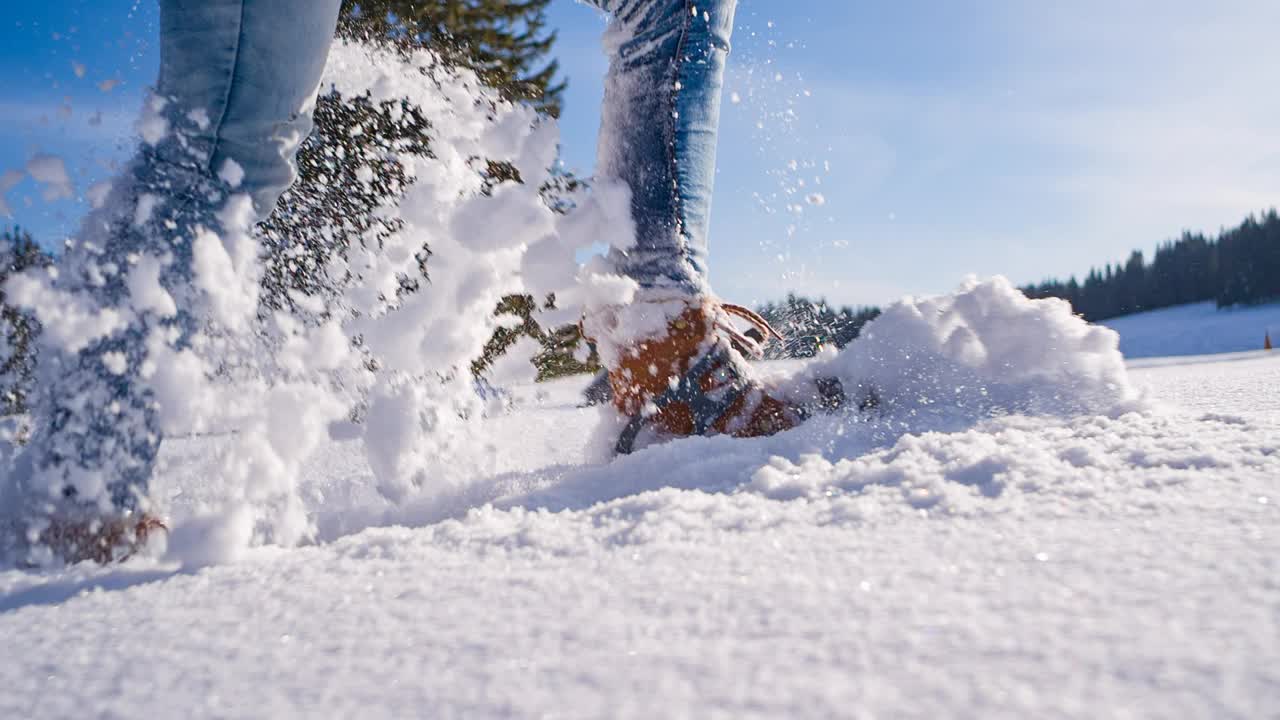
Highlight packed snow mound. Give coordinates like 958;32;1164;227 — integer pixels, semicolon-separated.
797;276;1141;423
1101;300;1280;358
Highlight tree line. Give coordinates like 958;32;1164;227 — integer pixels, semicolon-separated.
1022;210;1280;321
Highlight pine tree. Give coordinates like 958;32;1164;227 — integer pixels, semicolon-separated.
257;92;434;316
1021;209;1280;321
472;293;599;381
337;0;585;379
0;227;53;414
339;0;566;116
261;0;567;314
259;1;587;383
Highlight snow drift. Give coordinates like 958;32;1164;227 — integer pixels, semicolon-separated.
797;275;1140;421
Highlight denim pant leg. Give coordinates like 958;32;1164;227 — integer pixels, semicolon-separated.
585;0;739;295
157;0;342;216
22;0;340;514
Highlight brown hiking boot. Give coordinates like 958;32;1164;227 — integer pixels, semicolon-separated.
37;512;168;564
585;295;827;454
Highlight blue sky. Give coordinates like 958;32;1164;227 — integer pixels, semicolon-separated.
4;1;1280;307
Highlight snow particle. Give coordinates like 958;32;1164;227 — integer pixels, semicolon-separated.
86;180;112;209
218;158;246;188
133;193;158;227
187;107;212;131
137;97;170;145
0;169;24;217
101;351;128;375
25;153;73;202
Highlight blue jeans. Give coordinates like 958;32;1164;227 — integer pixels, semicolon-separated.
21;0;341;514
590;0;739;294
22;0;737;513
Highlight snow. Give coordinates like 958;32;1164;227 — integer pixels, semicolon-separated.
24;153;74;203
217;158;245;189
126;254;178;318
487;336;542;386
84;180;113;210
135;95;169;145
4;271;131;354
4;39;639;536
1101;300;1280;358
1;332;1277;717
0;169;23;217
2;36;1278;720
796;277;1139;423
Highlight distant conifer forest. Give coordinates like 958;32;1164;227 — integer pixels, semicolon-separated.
1021;210;1280;322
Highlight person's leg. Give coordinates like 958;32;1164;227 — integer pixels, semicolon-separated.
155;0;342;216
587;0;738;294
19;0;340;553
579;0;814;453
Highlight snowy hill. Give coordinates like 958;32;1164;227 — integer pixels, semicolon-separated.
1100;300;1280;358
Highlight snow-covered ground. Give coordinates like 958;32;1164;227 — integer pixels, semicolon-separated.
1101;300;1280;358
1;345;1276;718
2;37;1277;720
